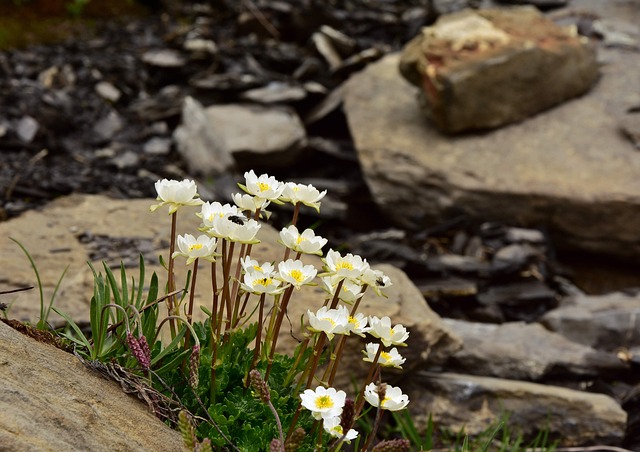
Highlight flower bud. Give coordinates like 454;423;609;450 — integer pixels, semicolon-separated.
126;332;150;370
340;398;355;433
249;369;270;403
189;344;200;389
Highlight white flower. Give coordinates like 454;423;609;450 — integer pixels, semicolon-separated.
239;170;285;201
150;179;204;214
232;192;270;215
240;270;284;295
277;259;317;289
346;312;369;337
210;214;261;244
280;182;327;212
320;276;362;304
172;234;218;265
240;257;275;275
307;305;350;340
360;268;392;297
300;386;346;420
197;202;241;229
364;383;409;411
367;316;409;347
279;225;327;256
362;343;405;369
323;249;369;281
322;416;358;442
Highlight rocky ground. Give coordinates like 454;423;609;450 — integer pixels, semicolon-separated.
2;0;640;449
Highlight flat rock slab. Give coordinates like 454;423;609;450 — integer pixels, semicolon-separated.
343;39;640;260
406;371;627;446
0;320;184;451
399;7;599;132
443;319;627;380
540;291;640;351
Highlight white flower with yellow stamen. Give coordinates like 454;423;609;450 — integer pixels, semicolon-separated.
279;182;327;212
300;386;346;420
279;225;327;256
307;305;350;340
346;312;369;337
322;416;358;442
240;270;284;295
277;259;317;289
210;214;261;244
367;316;409;347
197;202;241;229
319;276;362;303
240;257;275;276
150;179;204;214
364;383;409;411
239;170;285;202
360;268;392;297
232;192;271;216
323;249;369;281
362;343;405;369
171;234;217;265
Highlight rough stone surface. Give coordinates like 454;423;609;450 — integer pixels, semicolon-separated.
399;7;599;133
443;319;628;380
343;31;640;260
0;320;184;451
173;96;235;176
406;371;628;446
540;291;640;351
175;100;307;176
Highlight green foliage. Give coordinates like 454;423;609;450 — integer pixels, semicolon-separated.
10;237;69;330
54;255;165;365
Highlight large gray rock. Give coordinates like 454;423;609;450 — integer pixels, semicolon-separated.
540;291;640;351
174;99;307;176
444;319;627;380
406;371;627;446
0;320;184;451
343;36;640;260
399;7;599;133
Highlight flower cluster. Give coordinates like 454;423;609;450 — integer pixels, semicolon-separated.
150;170;411;449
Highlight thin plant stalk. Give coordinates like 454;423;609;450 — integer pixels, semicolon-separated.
166;211;178;339
184;257;199;347
325;288;367;386
282;202;301;261
246;293;267;384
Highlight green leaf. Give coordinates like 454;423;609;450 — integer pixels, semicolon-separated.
151;326;186;366
52;306;92;352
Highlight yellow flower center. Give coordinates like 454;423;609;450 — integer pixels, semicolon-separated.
321;317;336;327
315;395;334;410
257;277;273;287
290;269;304;282
381;396;389;407
348;316;359;328
253;265;262;271
389;328;395;335
189;244;203;252
295;236;306;244
336;261;353;271
258;182;270;192
380;351;392;361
